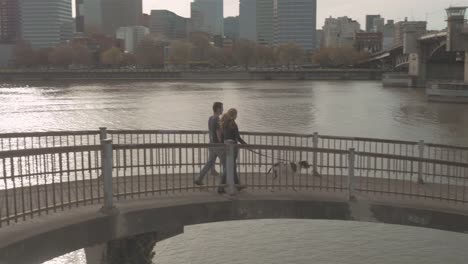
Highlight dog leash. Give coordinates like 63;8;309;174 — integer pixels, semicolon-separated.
246;149;321;177
246;149;293;163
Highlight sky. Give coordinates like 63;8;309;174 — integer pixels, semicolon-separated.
142;0;462;30
72;0;463;30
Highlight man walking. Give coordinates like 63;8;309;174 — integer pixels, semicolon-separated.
194;102;224;186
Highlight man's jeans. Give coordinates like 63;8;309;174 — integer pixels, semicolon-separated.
197;147;223;182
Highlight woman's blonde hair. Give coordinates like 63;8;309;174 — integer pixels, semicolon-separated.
220;108;237;129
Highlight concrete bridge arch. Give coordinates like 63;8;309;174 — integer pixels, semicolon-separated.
1;192;467;264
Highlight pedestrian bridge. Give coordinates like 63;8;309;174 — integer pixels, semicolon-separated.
1;129;468;264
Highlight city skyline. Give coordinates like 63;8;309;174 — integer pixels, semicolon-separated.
139;0;454;30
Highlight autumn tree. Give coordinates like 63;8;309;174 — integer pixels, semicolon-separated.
134;37;165;67
233;40;256;70
276;43;304;68
206;47;227;67
72;44;93;66
84;25;102;36
48;44;74;68
207;47;237;67
311;48;333;67
100;47;123;67
189;33;212;62
222;48;235;67
122;53;137;66
312;46;370;67
329;46;354;66
255;44;276;66
14;41;36;68
169;41;192;68
354;50;370;65
34;48;52;68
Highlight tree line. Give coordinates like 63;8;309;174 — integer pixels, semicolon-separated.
13;35;370;69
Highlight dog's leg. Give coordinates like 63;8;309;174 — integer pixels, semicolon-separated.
313;169;321;178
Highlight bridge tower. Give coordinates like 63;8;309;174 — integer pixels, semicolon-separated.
446;7;467;52
446;7;468;82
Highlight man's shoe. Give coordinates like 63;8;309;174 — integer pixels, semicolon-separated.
217;186;226;194
237;184;247;191
194;179;204;186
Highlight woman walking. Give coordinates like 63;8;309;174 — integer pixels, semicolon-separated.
218;108;247;194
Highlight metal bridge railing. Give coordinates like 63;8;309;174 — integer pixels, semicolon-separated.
1;128;468;164
0;145;103;227
2;138;467;228
91;141;468;206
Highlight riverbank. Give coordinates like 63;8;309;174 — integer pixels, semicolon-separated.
0;69;384;81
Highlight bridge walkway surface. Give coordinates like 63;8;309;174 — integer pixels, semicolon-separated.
1;173;467;227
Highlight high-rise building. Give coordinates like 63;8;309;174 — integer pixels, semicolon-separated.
239;0;256;41
76;0;103;33
372;17;385;32
75;0;84;32
239;0;275;45
0;44;13;67
382;20;395;50
150;10;188;40
20;0;74;48
393;19;427;47
190;0;223;36
140;13;150;28
322;16;361;48
366;15;381;32
240;0;317;49
77;0;142;35
384;20;395;36
315;29;323;49
116;25;149;53
0;0;20;43
274;0;317;51
101;0;142;35
256;0;274;45
224;16;239;40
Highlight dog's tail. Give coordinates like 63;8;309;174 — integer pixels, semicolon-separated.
267;162;282;180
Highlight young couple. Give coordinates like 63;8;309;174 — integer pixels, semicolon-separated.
194;102;247;194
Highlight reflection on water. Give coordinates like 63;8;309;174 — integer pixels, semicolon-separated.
45;220;468;264
1;81;468;146
1;81;468;264
153;220;468;264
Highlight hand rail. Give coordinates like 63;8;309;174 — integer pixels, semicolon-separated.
1;140;467;229
0;129;467;150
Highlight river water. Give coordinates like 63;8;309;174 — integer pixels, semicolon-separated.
1;80;468;263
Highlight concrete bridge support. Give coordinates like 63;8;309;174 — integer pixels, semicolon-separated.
408;52;427;87
85;233;158;264
406;25;428;87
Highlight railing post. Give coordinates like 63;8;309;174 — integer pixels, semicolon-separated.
226;141;237;195
101;139;115;212
348;148;356;201
99;127;108;142
312;132;319;176
417;140;425;184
